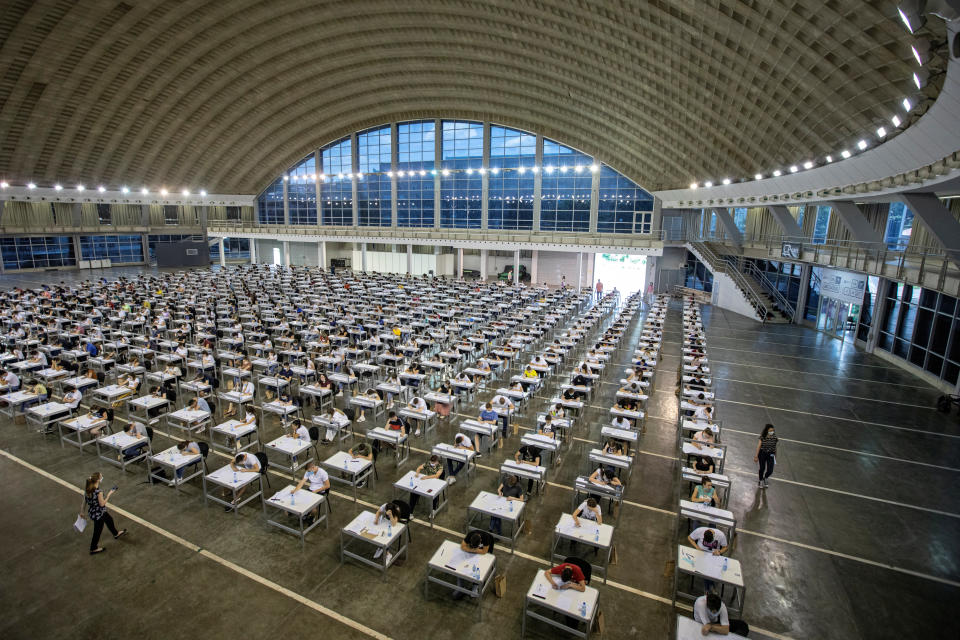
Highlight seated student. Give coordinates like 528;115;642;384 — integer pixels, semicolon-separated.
477;359;492;373
522;364;539;379
85;406;111;437
692;455;714;475
588;466;623;504
278;362;295;386
602;438;625;458
28;350;47;366
163;363;182;379
611;414;631;430
626;366;645;383
408;454;444;513
372;501;402;563
348;441;374;487
320;406;350;444
294;461;330;524
384;411;407;437
619;381;643;396
538;414;558;439
489;394;515;437
225;379;255;418
687;526;728;557
543;563;587;592
489;474;524;535
355;387;383;423
189;393;211;415
433;381;453;418
616;397;638;412
690;478;717;507
406;396;429;436
572;497;602;527
29;379;48;403
1;369;21;391
287;418;310;441
224;452;261;510
446;433;476;483
174;342;188;360
548;402;565;419
454;530;495;600
693;593;749;636
121;420;149;459
691;400;713;423
692;424;718;449
174;440;202;480
562;387;579;401
509;380;525;393
63;387;83;411
201;350;215;370
515;444;542;494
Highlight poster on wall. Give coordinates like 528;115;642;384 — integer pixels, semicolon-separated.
820;267;867;305
781;242;802;259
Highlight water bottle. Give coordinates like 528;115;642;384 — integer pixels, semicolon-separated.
387;522;392;536
291;491;295;505
509;499;513;512
293;455;297;465
579;601;587;617
594;528;599;542
343;458;348;470
722;558;728;573
233;471;238;483
472;563;479;579
409;474;414;487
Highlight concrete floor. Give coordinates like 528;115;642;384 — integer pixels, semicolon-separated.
1;266;957;640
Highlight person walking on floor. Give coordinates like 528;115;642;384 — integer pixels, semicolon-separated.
754;423;779;488
81;472;127;554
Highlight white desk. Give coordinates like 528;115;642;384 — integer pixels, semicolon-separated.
432;442;477;482
264;434;313;474
203;463;263;516
522;570;600;639
264;484;329;547
321;451;374;502
339;510;410;578
58;413;108;453
25;401;71;432
675;545;745;616
166;408;211;434
96;431;151;472
424;540;497;619
466;490;525;554
366;426;409;466
148;445;205;493
551;513;615;583
393;470;448;527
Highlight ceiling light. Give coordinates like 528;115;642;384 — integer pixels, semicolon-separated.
356;172;364;180
560;166;568;173
76;184;85;192
160;188;168;195
97;185;106;193
722;178;731;185
789;165;799;173
877;126;887;138
897;2;926;33
430;169;437;176
841;150;852;159
689;182;698;189
891;115;902;127
530;166;539;173
141;187;148;194
27;182;36;189
903;97;913;111
913;69;930;89
477;168;485;175
181;189;190;196
489;168;499;175
397;171;405;177
589;164;599;173
574;165;584;173
0;181;8;189
803;161;814;169
319;174;326;180
911;39;932;65
386;171;393;177
517;167;526;175
773;170;782;177
282;175;288;181
121;186;129;194
826;155;834;163
54;184;63;191
857;139;868;150
754;174;763;180
704;181;713;188
441;169;450;176
199;190;207;196
337;173;344;180
464;169;472;175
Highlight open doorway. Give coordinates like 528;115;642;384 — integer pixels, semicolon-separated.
593;253;647;295
272;247;282;266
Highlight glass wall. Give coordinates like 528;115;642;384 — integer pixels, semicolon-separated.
884;202;914;250
878;283;960;385
79;235;143;264
357;126;392;227
856;276;880;341
812;205;831;244
321;137;353;226
540;140;591;232
287;154;317;225
733;207;748;233
209;238;250;261
745;259;803;312
0;236;76;270
488;125;535;230
440;120;482;229
147;234;204;262
396;121;435;227
804;266;822;321
257;178;285;225
597;165;654;233
684;251;713;292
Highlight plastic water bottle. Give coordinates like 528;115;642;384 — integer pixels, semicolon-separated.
291;491;295;505
233;471;238;483
472;563;479;579
594;528;600;542
409;474;414;487
343;458;348;470
509;499;513;512
387;522;392;536
722;558;728;573
580;601;587;617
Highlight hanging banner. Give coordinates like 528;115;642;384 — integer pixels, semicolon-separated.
820;267;867;305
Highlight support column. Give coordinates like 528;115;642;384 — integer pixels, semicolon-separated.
481;122;490;230
480;249;488;281
72;235;83;270
406;244;413;275
282;241;291;267
710;208;743;249
351;131;359;227
589;159;599;233
900;193;960;266
794;263;811;324
250;239;257;264
533;135;543;231
825;201;883;244
390;123;398;228
361;242;368;272
767;205;804;238
531;249;539;285
457;248;464;278
219;238;226;267
434;118;442;230
140;204;150;226
318;241;326;270
282;178;290;225
513;249;520;284
865;277;892;352
577;252;583;290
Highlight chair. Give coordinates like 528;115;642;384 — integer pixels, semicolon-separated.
198;441;210;460
562;556;592;585
254;451;270;487
392;498;412;541
308;426;321;459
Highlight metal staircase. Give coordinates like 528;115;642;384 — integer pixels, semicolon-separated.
687;242;775;322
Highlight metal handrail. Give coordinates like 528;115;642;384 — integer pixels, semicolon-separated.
742;261;795;318
690;242;769;322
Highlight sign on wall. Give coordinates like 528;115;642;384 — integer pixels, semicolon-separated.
820;267;867;305
781;242;802;259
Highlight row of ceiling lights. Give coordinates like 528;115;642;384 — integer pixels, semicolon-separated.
0;182;207;197
283;164;602;181
689;2;945;191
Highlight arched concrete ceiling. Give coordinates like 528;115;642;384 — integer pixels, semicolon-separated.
0;0;939;194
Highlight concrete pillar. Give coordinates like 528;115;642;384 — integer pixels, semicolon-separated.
513;249;520;283
767;205;804;238
219;238;226;267
457;248;464;278
794;263;811;324
361;242;368;272
533;135;543;231
481;122;490;230
900;193;960;266
407;244;413;274
710;208;743;249
826;201;883;244
480;249;488;281
577;252;583;290
531;249;539;285
250;239;257;264
282;178;290;225
140;234;149;266
318;241;326;269
283;241;290;267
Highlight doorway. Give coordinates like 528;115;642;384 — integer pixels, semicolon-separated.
593;253;647;296
272;247;281;266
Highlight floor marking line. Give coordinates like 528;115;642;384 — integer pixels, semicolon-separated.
702;359;934;389
709;377;937;409
0;449;394;640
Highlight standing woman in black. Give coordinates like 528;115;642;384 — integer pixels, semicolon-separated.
82;472;127;555
754;424;779;488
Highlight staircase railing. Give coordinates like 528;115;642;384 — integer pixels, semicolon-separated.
689;243;770;322
742;261;796;319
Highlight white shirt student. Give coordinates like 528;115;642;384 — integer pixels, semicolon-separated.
323;408;350;442
572;498;602;526
490;394;514;413
687;526;728;555
611;415;631;430
693;405;713;423
289;422;310;441
63;389;82;410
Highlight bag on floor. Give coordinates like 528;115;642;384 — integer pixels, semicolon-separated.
512;422;519;435
73;514;87;533
522;519;533;535
493;574;507;598
610;544;618;565
594;609;605;633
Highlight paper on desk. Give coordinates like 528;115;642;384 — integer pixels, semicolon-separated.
533;582;549;598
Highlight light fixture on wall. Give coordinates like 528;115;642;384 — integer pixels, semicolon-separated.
897;1;927;32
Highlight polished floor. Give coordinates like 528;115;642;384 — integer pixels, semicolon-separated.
0;267;957;640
